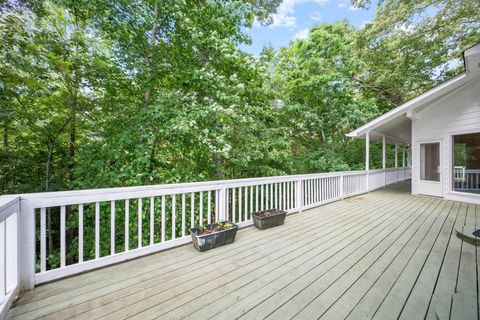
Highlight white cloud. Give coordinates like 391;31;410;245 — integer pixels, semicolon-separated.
338;0;348;8
270;0;329;28
310;11;322;22
294;28;310;40
399;23;416;34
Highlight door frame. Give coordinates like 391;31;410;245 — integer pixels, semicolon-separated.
417;139;443;197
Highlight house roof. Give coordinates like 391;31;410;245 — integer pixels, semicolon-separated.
346;43;480;144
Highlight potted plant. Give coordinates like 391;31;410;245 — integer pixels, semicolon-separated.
251;209;287;230
190;221;238;252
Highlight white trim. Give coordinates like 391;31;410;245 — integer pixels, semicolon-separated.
445;192;480;205
0;286;18;320
417;139;443;197
448;129;480;195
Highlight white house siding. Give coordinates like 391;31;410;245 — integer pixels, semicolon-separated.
412;78;480;203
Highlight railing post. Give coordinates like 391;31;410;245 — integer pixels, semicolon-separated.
340;174;344;199
296;179;303;213
18;200;35;290
218;186;227;221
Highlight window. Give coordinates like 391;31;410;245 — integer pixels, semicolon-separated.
420;142;440;182
452;132;480;194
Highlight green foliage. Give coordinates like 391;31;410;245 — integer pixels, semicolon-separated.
1;0;478;270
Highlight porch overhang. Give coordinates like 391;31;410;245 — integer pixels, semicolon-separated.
346;72;470;144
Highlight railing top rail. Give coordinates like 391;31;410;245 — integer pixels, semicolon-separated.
0;196;20;222
11;167;410;208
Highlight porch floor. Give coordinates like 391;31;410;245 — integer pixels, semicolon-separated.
8;182;480;320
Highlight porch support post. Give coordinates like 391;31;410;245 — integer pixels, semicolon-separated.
394;143;398;168
365;132;370;191
382;136;386;187
382;136;386;170
407;145;411;167
365;132;370;171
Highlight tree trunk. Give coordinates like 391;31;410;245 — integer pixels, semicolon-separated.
45;143;53;191
2;119;9;193
2;119;8;151
212;153;224;180
68;106;76;184
144;0;159;107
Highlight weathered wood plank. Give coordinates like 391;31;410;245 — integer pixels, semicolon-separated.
320;199;452;320
268;197;439;320
347;201;459;320
223;197;432;320
372;202;465;320
423;201;465;320
396;200;458;320
454;203;478;318
159;194;420;320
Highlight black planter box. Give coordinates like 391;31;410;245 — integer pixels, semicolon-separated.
251;209;287;230
190;222;238;252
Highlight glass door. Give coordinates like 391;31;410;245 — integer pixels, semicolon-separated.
418;141;443;197
420;143;440;182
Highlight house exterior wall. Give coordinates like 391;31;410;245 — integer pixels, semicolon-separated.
412;79;480;204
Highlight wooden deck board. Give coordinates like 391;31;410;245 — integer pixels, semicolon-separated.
8;182;480;320
320;199;450;320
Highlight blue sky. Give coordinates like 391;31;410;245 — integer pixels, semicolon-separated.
240;0;378;56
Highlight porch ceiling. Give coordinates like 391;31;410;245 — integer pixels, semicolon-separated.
355;115;412;145
370;114;411;144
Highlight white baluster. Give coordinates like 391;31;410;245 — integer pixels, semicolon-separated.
125;199;129;252
111;201;115;254
78;204;83;262
40;208;46;272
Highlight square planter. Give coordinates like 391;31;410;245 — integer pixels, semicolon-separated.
190;221;238;252
251;209;287;230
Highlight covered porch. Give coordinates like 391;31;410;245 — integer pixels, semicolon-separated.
8;181;479;320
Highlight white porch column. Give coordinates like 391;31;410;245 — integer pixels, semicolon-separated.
407;146;411;167
365;132;370;191
382;136;386;170
382;136;386;187
365;132;370;171
394;143;398;168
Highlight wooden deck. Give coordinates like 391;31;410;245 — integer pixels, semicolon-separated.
7;182;480;320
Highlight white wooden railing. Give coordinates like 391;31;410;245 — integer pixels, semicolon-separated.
453;169;480;192
0;166;410;312
0;197;19;320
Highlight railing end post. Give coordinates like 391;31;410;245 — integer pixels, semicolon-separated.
295;179;303;213
18;199;35;291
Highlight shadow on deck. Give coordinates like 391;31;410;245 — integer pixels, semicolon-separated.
8;181;480;320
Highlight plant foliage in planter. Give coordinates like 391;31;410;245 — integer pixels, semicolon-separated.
251;209;287;230
190;221;238;252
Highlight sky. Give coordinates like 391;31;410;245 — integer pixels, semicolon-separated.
240;0;378;56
